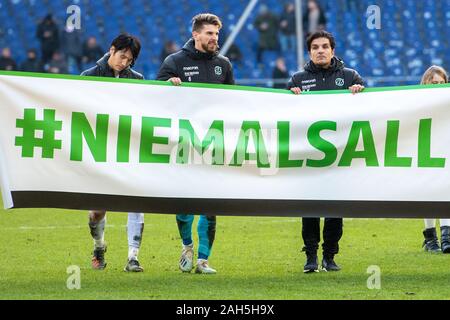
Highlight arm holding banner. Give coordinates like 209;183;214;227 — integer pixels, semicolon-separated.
287;74;302;95
348;69;365;94
156;55;182;86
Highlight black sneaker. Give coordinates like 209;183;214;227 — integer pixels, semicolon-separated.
124;259;144;272
423;239;441;253
92;245;107;270
440;226;450;253
423;228;441;253
303;254;319;273
322;255;341;272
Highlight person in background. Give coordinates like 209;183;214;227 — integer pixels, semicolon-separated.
254;4;280;64
61;25;83;73
217;29;243;64
82;36;105;65
46;51;68;74
0;47;17;71
420;66;450;253
20;49;44;73
303;0;327;38
36;14;60;64
279;3;296;52
272;57;289;89
160;40;180;63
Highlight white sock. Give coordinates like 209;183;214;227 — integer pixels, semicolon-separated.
440;219;450;227
127;212;144;249
94;238;105;249
89;217;106;249
128;247;139;261
424;219;436;229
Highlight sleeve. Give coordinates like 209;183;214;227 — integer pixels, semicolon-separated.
80;66;98;77
133;71;145;80
351;70;364;86
286;73;299;90
224;59;235;85
156;55;178;81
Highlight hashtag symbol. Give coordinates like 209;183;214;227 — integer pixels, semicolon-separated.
15;108;63;158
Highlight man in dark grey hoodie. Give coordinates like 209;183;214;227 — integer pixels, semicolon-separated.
81;33;145;273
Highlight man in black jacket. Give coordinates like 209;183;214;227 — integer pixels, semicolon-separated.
288;30;364;273
81;34;143;79
20;49;43;73
0;47;17;71
81;33;145;273
157;13;235;274
157;15;234;86
36;14;60;64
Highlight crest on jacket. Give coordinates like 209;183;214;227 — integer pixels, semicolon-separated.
214;66;222;76
335;78;345;87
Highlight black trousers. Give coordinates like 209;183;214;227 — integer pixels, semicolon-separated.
302;217;343;256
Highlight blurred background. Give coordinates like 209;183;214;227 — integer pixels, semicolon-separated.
0;0;449;88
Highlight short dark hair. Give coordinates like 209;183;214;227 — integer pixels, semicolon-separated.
306;30;336;52
192;13;222;32
110;33;141;66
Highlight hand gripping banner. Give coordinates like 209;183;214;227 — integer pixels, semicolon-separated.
1;71;450;217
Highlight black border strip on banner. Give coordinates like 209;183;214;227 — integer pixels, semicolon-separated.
9;191;450;218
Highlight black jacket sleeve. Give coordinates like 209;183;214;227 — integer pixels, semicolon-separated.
156;55;178;81
351;70;364;86
80;66;100;77
224;59;235;85
130;70;145;80
286;73;300;89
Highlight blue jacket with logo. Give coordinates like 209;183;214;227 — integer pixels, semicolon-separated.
287;57;363;91
156;38;235;85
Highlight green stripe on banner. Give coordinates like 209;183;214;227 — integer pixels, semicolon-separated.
0;70;449;95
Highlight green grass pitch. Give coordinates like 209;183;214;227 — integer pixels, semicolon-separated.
1;196;450;300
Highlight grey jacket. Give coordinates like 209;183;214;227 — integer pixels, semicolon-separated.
81;54;144;79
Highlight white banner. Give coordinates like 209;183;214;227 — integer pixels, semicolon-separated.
1;71;450;217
